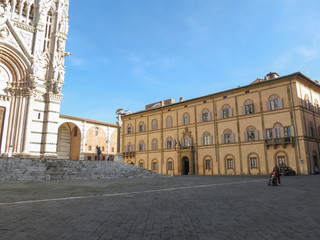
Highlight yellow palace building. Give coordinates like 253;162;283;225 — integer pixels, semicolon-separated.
121;72;320;175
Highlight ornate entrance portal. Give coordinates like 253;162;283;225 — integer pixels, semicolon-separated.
182;156;190;175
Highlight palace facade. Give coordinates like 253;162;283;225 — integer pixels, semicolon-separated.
121;72;320;175
0;0;117;160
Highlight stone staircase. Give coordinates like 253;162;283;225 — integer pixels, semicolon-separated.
0;158;163;181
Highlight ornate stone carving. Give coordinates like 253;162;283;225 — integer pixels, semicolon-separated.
0;27;9;39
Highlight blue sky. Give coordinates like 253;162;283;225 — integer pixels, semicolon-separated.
62;0;320;123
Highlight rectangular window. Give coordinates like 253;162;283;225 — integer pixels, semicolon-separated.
223;109;229;118
227;159;233;169
310;126;315;137
278;156;285;166
74;127;78;137
152;142;157;150
284;127;291;137
184;138;191;147
270;99;279;110
89;146;92;151
266;129;273;139
168;161;173;170
88;156;91;160
205;160;211;170
153;162;157;170
203;135;210;145
139;162;144;168
139;144;144;151
202;112;209;122
167;140;172;149
224;134;231;143
250;157;257;168
245;104;254;114
247;131;255;141
102;147;105;152
127;127;132;134
139;125;144;132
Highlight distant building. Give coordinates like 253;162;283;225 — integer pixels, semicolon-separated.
121;72;320;175
0;0;117;159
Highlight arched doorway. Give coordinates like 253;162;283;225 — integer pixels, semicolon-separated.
57;122;81;160
182;156;190;175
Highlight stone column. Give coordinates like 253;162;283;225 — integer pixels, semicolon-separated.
21;91;35;156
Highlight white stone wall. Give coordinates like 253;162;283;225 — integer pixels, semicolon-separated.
0;0;70;157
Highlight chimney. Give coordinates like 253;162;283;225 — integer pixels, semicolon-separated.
265;72;279;80
179;97;183;102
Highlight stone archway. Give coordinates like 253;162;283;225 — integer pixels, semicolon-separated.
57;122;81;160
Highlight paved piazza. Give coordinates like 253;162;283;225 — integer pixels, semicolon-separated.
0;175;319;240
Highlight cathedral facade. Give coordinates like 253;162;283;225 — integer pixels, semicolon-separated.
121;72;320;175
0;0;117;159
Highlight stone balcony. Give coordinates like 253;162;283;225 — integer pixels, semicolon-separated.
265;137;295;149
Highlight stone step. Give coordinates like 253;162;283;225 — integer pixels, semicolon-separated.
0;158;163;181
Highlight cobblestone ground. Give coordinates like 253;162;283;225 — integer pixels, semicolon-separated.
0;175;319;240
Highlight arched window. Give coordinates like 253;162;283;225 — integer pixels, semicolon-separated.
242;100;254;115
309;122;315;137
182;113;190;125
166;137;173;149
201;132;212;145
244;126;259;141
151;119;158;130
138;141;145;151
127;124;133;134
152;139;158;150
267;95;283;111
313;152;318;168
314;99;319;113
167;158;173;171
304;94;311;109
126;142;134;152
226;157;233;169
166;116;173;128
248;153;259;169
273;123;283;138
204;156;212;170
222;129;235;144
200;109;211;122
138;122;145;132
152;159;158;171
139;160;144;168
221;104;232;118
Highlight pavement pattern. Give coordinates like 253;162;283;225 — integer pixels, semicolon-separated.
0;175;319;240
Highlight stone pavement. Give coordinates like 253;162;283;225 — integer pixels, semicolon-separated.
0;175;319;240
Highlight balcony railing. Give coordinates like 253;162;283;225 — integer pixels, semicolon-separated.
122;151;135;158
265;137;294;149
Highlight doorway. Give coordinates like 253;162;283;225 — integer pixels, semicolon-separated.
182;156;189;175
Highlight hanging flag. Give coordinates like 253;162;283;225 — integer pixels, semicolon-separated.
174;138;177;151
178;139;182;147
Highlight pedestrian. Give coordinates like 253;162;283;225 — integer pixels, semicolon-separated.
315;166;320;175
273;165;281;185
96;145;101;160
